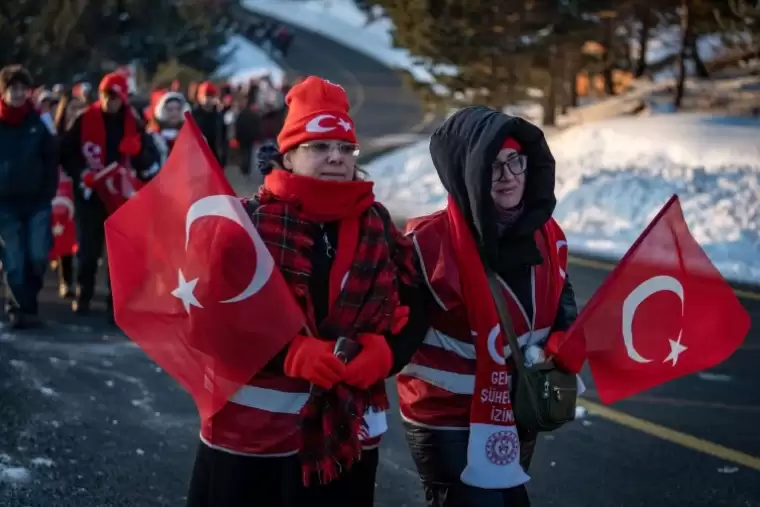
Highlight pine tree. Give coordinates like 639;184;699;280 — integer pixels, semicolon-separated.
0;0;232;86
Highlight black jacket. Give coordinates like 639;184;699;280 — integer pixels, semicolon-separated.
191;105;226;164
0;108;57;204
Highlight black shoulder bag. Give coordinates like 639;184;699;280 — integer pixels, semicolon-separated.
486;272;578;432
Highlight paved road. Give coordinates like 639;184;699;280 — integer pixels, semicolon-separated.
234;4;429;148
2;19;760;507
2;261;758;506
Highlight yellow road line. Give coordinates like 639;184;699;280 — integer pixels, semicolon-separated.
578;399;760;472
568;256;760;302
583;391;760;412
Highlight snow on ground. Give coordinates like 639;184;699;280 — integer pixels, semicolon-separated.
367;113;760;285
0;453;31;485
243;0;442;85
632;26;728;71
214;34;285;86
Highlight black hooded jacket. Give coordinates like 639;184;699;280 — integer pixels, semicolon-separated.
429;106;577;332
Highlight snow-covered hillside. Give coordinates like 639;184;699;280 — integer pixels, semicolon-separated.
243;0;438;84
367;113;760;284
215;34;284;85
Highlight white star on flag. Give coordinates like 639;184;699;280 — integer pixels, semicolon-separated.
52;223;65;237
171;269;202;313
663;336;687;366
338;118;352;131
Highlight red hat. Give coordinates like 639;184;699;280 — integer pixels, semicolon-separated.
502;137;522;151
72;82;91;99
197;81;218;100
99;72;129;102
277;76;357;153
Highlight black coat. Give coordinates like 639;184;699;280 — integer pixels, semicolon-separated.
191;106;226;164
0;109;58;204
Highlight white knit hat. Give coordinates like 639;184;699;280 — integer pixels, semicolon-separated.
153;91;190;122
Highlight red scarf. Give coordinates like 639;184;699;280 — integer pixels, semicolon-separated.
446;195;529;489
259;170;407;485
264;169;375;310
263;169;374;221
80;103;141;171
0;100;32;126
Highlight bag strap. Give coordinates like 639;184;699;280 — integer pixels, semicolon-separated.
486;272;526;376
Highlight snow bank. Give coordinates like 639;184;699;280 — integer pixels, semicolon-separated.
366;113;760;284
215;35;285;86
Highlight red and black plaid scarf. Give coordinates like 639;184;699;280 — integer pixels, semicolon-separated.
247;170;416;485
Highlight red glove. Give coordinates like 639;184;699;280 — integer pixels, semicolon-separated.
81;170;95;188
284;334;346;389
119;135;142;157
343;333;393;389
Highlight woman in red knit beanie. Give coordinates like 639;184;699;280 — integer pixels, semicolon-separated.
185;76;429;507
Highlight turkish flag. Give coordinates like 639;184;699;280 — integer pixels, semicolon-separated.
86;162;144;214
105;113;306;422
49;170;78;260
563;195;750;404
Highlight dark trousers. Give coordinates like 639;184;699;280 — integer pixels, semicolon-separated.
0;202;52;315
239;143;253;176
58;254;73;286
404;423;532;507
186;442;379;507
74;198;108;303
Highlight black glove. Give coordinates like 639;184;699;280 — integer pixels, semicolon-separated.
256;142;280;175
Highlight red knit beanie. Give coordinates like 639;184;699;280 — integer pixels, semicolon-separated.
277;76;357;153
502;137;521;151
197;81;218;100
99;72;129;102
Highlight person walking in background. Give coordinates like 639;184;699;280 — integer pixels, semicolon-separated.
58;72;159;322
187;81;199;107
72;82;92;105
36;90;59;134
148;90;190;165
192;81;227;167
50;89;86;299
234;99;262;177
0;65;58;328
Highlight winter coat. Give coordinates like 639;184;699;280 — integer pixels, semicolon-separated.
200;200;428;457
191;105;226;164
0;108;58;203
234;106;263;146
397;106;577;439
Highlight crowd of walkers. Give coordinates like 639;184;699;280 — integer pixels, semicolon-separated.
0;63;294;329
2;57;582;507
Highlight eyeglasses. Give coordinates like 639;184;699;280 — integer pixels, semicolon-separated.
492;155;527;181
299;142;360;157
